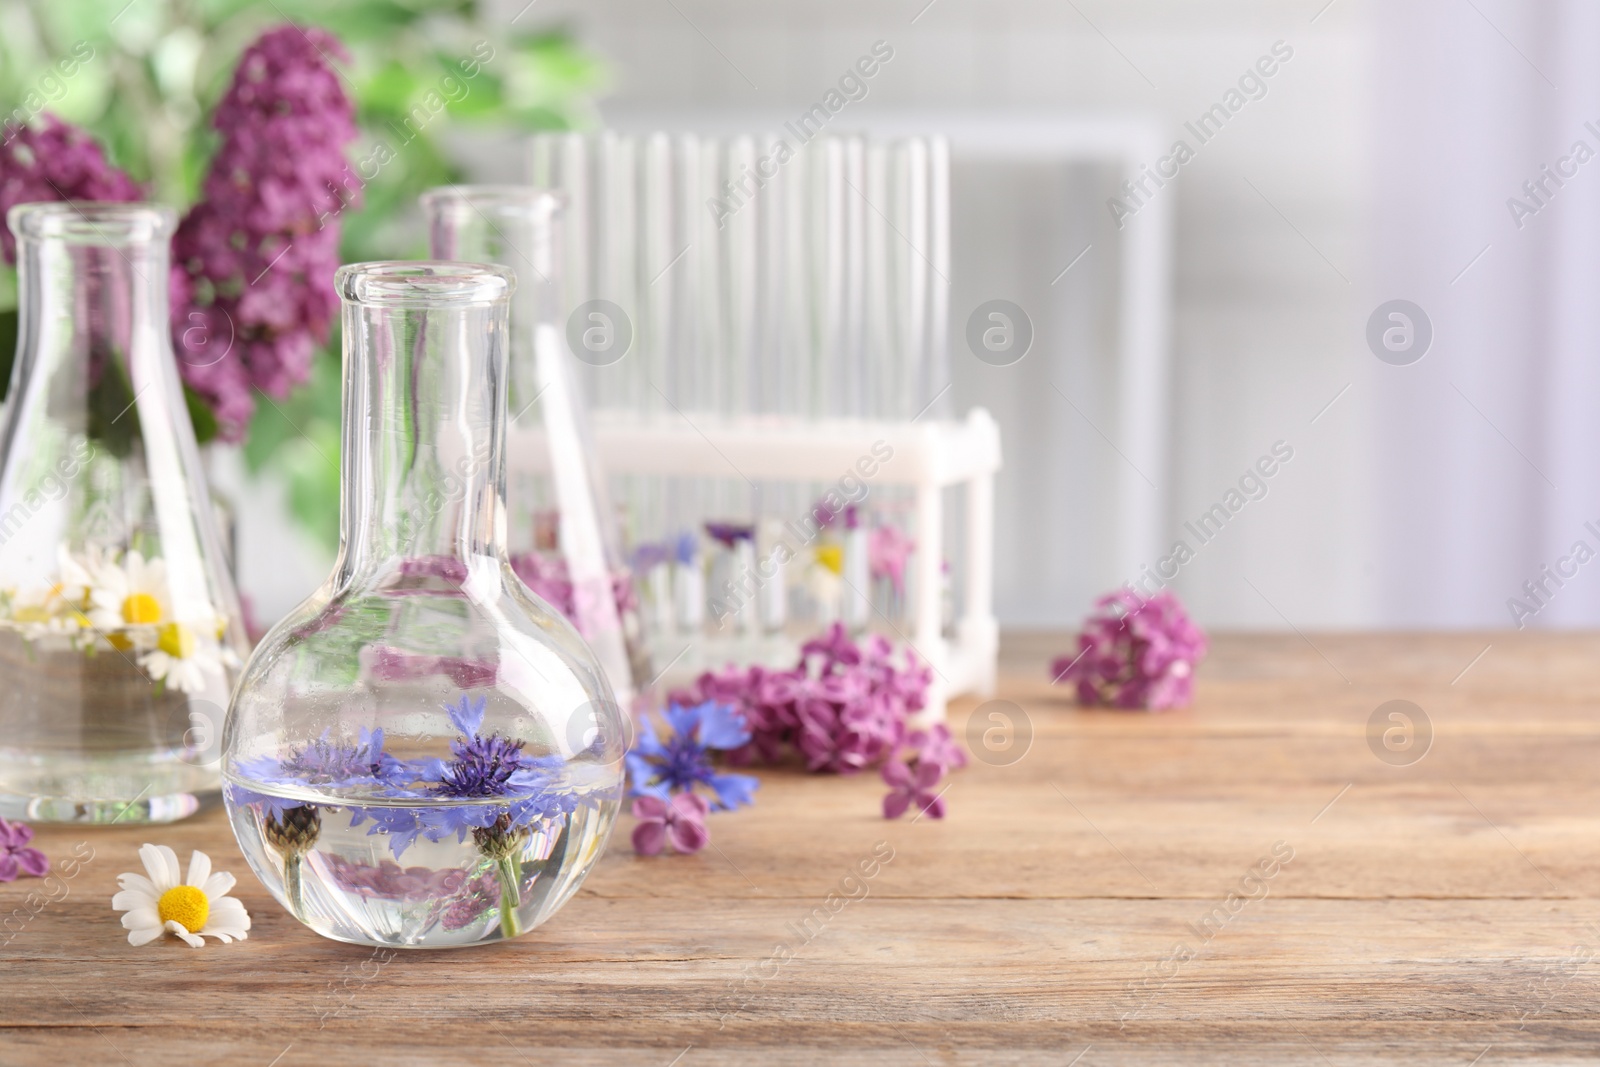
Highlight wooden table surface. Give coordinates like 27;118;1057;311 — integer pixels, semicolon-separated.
4;632;1600;1065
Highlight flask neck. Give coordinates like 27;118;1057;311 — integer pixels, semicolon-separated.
422;186;563;414
334;266;514;588
9;205;178;452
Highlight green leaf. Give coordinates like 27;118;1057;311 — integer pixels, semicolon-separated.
0;308;16;406
85;347;139;458
184;385;220;445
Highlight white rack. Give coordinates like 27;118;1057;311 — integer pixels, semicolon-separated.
507;407;1001;720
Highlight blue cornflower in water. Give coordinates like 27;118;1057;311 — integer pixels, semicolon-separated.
627;701;760;811
434;695;555;801
237;727;410;795
234;727;413;920
424;694;565;938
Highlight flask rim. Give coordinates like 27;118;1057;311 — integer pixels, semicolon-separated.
6;201;178;244
419;184;565;223
336;261;516;308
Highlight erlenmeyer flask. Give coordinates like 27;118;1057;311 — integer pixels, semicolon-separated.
421;186;651;710
222;263;626;947
0;202;247;824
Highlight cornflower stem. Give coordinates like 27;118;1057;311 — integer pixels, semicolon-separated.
496;854;524;939
284;852;304;919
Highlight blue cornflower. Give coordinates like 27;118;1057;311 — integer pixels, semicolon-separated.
434;695;559;799
413;694;565;847
233;727;414;822
626;701;760;811
237;727;409;791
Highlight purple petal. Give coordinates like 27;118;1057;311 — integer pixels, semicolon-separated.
916;793;947;820
631;795;669;820
883;791;912;820
696;701;753;749
446;694;488;737
667;816;709;854
632;820;667;856
669;792;710;823
16;848;47;878
881;760;913;788
0;855;17;882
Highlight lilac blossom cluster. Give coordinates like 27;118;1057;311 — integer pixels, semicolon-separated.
0;114;140;263
170;25;359;440
509;550;639;636
1051;589;1207;710
671;623;933;776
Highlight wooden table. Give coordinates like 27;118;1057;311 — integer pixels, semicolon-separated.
4;632;1599;1065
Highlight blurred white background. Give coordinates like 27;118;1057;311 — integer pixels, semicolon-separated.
234;0;1600;632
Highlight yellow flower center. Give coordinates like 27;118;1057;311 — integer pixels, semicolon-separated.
13;605;50;623
122;592;162;625
815;545;844;575
157;885;209;933
157;622;195;659
107;632;134;652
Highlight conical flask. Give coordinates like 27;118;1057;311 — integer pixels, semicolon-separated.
0;202;247;824
221;263;625;948
421;186;651;710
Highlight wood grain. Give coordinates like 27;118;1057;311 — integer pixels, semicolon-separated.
4;632;1600;1065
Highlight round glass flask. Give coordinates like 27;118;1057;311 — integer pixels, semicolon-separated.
0;202;247;824
222;263;625;948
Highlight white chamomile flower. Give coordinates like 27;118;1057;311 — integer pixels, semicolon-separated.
112;844;250;948
55;544;97;604
138;621;223;695
88;550;171;645
9;574;87;643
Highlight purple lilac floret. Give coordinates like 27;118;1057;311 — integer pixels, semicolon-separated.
868;524;915;597
1052;588;1208;710
904;723;967;773
0;114;141;264
0;818;49;881
626;701;759;811
881;758;946;820
670;623;934;776
169;24;359;441
631;793;710;855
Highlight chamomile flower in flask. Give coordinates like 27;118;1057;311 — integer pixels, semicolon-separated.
0;202;246;825
422;186;650;713
222;263;625;948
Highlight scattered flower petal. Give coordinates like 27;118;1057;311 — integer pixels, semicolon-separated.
881;758;947;820
631;793;710;855
0;818;49;881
